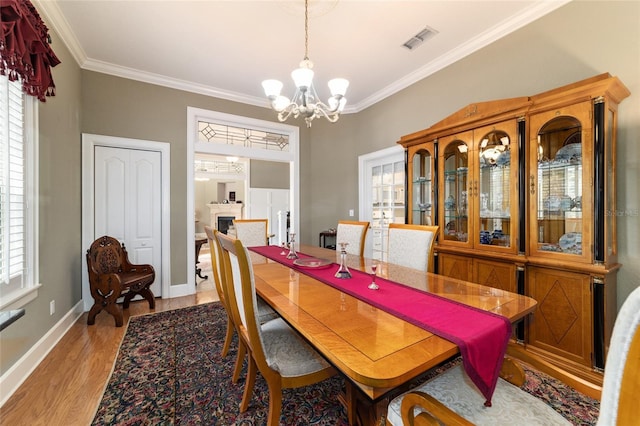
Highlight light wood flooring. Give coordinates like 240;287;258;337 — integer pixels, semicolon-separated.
1;254;217;425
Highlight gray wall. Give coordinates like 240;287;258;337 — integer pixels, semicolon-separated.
250;160;290;189
1;0;638;377
0;27;83;373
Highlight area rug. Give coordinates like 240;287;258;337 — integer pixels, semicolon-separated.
92;303;599;425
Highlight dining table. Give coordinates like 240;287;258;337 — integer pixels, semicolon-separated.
248;244;537;425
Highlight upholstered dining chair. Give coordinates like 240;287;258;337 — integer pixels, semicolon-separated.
204;226;277;382
336;220;370;257
391;285;640;426
387;224;439;273
85;235;155;327
233;218;271;246
215;232;337;425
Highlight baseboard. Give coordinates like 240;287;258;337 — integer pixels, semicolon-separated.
0;300;84;407
168;282;193;298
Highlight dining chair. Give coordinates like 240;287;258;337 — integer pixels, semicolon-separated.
204;226;277;381
387;224;439;273
215;232;337;425
233;218;271;246
391;285;640;426
388;356;570;425
336;220;369;257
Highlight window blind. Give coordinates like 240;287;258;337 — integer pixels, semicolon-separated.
0;78;26;290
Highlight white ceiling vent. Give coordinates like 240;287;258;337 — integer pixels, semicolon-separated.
402;26;438;50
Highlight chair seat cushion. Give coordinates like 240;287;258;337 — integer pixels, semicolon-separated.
387;365;570;426
257;296;279;324
261;317;332;378
117;271;154;288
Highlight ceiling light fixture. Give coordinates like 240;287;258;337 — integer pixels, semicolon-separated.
262;0;348;128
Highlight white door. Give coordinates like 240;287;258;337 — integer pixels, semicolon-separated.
94;146;163;296
248;188;290;244
359;146;405;260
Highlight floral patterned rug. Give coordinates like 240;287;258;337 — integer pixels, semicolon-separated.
92;303;599;425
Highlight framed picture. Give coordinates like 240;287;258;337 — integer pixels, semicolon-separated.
229;191;236;202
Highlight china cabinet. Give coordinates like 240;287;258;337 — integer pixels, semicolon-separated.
398;74;629;387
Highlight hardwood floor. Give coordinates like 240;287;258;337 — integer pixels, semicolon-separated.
1;259;217;425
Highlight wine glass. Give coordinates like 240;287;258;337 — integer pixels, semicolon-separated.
334;242;351;279
280;241;287;255
368;262;379;290
286;232;299;259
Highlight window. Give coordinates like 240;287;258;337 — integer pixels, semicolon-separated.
0;76;39;310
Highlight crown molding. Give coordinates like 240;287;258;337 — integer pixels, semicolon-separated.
350;0;571;113
35;0;570;115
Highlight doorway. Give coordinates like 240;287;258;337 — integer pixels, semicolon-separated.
186;108;300;294
81;134;171;311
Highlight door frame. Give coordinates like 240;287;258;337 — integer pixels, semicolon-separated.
81;133;171;311
358;145;405;258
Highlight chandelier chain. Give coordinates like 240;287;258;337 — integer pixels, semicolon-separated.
304;0;309;60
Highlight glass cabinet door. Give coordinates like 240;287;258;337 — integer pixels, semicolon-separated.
440;131;472;245
409;146;435;225
474;121;519;252
529;101;592;263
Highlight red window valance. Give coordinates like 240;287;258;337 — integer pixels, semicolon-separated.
1;0;61;101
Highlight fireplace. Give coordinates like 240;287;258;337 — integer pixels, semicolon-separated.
208;203;244;232
217;216;235;234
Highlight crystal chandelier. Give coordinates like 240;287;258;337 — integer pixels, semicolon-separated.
262;0;349;128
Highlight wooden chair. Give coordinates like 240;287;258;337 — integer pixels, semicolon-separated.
388;356;569;425
215;232;336;425
233;218;271;246
86;235;155;327
391;285;640;426
336;220;369;257
387;224;439;273
205;226;278;382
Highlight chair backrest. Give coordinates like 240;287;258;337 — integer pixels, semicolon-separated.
387;224;439;273
86;235;125;275
204;226;226;305
597;285;640;425
336;220;369;257
233;219;269;247
215;232;270;371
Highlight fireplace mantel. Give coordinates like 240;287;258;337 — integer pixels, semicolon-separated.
207;203;244;230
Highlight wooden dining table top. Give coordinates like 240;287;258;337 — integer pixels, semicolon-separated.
250;245;537;400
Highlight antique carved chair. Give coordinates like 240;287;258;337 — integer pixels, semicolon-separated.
215;232;336;425
387;224;439;272
336;220;369;257
86;235;155;327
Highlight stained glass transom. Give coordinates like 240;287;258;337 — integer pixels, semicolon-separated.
198;121;289;152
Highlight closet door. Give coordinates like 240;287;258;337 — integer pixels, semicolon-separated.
94;146;163;296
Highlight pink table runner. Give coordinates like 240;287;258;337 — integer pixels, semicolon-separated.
249;245;512;405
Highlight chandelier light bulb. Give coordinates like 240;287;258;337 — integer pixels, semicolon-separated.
328;78;349;97
262;79;283;98
291;67;314;89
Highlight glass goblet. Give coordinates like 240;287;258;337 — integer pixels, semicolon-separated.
368;263;379;290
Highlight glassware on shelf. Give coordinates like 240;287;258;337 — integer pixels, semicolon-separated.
286;232;299;259
368;263;379;290
335;242;352;279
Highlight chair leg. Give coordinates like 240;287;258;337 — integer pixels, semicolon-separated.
233;341;247;384
138;287;156;309
240;356;257;413
122;291;135;309
221;316;234;358
104;303;124;327
87;303;102;325
266;380;283;426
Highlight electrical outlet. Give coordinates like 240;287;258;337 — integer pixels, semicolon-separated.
349;209;354;217
50;300;55;315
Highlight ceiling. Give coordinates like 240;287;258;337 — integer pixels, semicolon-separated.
36;0;569;114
